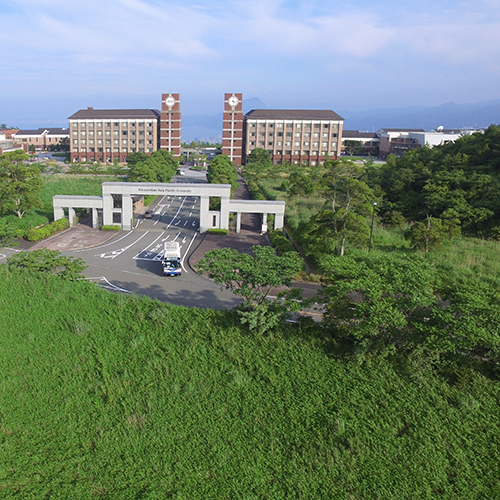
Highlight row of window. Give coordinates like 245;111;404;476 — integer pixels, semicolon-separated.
71;122;155;129
249;132;337;139
249;141;337;148
73;139;153;145
249;123;338;130
73;147;154;156
247;150;331;156
74;130;153;137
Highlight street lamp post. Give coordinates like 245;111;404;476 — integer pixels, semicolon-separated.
369;202;377;252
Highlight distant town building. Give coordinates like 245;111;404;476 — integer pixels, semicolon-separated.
12;128;68;152
376;127;478;158
341;130;379;155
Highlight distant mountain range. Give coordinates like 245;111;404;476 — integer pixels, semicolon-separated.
181;98;500;142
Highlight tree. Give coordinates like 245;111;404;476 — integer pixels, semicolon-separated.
320;253;438;348
196;246;304;333
0;151;43;218
304;159;374;256
8;249;87;281
207;155;238;192
343;140;364;156
404;217;447;252
242;148;272;179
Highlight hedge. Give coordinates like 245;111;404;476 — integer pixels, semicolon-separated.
101;225;122;231
27;218;71;242
208;228;228;235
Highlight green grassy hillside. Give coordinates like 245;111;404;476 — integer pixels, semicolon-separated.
1;266;499;499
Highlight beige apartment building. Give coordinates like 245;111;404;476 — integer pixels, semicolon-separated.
242;109;344;165
68;108;161;163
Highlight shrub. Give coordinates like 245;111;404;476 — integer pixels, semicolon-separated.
26;218;71;242
269;229;294;255
208;228;228;235
101;225;121;231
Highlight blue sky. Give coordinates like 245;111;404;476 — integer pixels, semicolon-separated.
1;0;499;127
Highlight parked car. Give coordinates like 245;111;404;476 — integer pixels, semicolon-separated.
177;169;185;176
144;210;153;219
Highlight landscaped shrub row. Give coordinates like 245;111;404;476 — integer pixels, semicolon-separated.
101;225;121;231
208;228;228;235
26;218;71;242
246;179;266;200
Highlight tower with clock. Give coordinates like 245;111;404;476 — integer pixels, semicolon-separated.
222;93;243;165
160;93;181;157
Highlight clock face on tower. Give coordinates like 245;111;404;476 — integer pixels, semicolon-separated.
165;96;176;107
228;96;239;107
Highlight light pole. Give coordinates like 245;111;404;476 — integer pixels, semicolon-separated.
369;202;377;252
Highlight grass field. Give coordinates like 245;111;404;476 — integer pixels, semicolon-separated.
1;266;499;499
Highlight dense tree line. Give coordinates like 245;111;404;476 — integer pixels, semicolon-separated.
369;125;500;238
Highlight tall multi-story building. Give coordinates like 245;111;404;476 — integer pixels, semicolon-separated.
160;93;181;157
238;109;344;166
68;108;161;163
222;93;243;164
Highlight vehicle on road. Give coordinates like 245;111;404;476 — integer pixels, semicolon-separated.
177;169;185;176
144;210;153;219
162;241;182;276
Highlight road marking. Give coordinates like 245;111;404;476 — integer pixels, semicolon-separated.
96;231;149;259
84;276;132;294
75;230;134;253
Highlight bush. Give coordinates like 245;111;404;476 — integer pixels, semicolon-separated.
101;225;121;231
208;228;228;235
269;229;294;255
26;218;71;242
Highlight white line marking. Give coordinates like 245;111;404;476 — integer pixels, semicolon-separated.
96;231;149;259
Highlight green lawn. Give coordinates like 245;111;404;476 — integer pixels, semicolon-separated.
1;266;499;499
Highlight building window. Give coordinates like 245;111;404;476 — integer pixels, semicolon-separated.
285;150;292;154
314;124;320;129
268;132;274;137
313;133;319;138
286;124;292;128
88;123;94;128
294;150;300;155
73;131;78;136
81;131;86;136
294;142;300;146
295;133;301;137
122;139;127;144
73;139;78;144
304;141;310;146
97;131;102;136
89;131;94;136
268;142;273;146
122;131;127;136
89;140;94;145
72;123;78;129
322;142;328;147
97;122;102;128
276;123;283;128
286;132;292;137
331;142;337;148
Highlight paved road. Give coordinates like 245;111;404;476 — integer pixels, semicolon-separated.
66;193;242;309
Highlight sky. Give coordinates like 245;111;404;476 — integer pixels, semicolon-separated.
1;0;500;128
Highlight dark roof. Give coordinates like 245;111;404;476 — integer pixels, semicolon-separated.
245;109;344;121
343;130;378;139
15;129;45;135
14;128;68;136
45;128;68;135
68;108;161;120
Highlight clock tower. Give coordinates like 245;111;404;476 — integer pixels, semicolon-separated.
222;93;243;165
160;93;181;157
